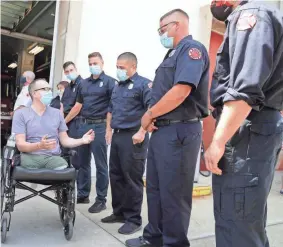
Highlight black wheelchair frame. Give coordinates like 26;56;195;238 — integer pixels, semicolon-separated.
1;146;77;243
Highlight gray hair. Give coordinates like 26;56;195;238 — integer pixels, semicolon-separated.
117;52;138;66
160;9;189;22
23;71;35;82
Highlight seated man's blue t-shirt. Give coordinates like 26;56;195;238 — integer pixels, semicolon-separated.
12;106;68;156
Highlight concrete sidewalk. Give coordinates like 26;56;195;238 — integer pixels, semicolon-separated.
2;171;283;246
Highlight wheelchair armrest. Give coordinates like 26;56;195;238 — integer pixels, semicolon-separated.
3;146;20;160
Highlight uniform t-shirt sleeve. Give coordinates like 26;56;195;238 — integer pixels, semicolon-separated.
174;45;206;89
223;10;274;110
76;83;84;104
142;81;152;109
108;79;116;97
12;110;26;134
58;111;68;132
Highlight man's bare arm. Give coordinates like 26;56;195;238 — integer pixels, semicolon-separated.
149;84;192;118
65;103;82;124
213;100;252;146
59;132;84;148
106;112;112;131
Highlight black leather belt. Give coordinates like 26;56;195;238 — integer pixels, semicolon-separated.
84;118;106;124
155;118;199;127
114;128;139;133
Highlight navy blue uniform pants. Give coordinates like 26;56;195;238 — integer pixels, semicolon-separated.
213;108;283;247
110;130;149;226
61;119;79;169
77;122;108;202
143;122;202;247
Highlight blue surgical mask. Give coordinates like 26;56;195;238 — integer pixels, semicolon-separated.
117;69;129;82
20;76;26;85
160;32;174;49
66;72;78;81
40;91;53;106
90;65;102;76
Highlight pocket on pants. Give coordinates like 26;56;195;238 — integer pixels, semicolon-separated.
133;142;147;160
214;174;260;221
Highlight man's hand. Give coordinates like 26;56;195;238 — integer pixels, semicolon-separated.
204;140;224;175
132;131;146;145
82;129;95;144
39;135;57;150
105;129;113;145
141;111;158;132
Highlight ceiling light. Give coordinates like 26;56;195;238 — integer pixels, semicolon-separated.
8;63;17;69
28;45;44;55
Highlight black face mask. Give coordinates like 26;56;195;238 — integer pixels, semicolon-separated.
210;1;233;22
20;76;26;85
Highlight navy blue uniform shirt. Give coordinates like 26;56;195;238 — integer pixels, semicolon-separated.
151;35;209;121
76;72;116;119
61;75;83;115
211;1;283;111
109;72;151;129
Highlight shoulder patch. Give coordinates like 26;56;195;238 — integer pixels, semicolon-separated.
148;82;153;88
237;12;257;31
188;48;202;60
115;80;118;85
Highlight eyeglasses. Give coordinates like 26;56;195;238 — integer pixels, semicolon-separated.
157;21;177;35
34;87;52;92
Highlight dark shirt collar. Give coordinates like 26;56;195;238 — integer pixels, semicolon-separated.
119;72;138;85
70;75;82;87
88;71;105;82
176;35;193;49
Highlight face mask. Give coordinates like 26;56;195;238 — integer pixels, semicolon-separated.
210;0;233;22
20;76;26;85
117;69;129;82
90;65;102;76
66;72;78;81
160;32;174;49
57;90;64;97
40;91;53;106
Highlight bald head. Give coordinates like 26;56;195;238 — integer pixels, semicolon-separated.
159;9;190;48
23;71;35;84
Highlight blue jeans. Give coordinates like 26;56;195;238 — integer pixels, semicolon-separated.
77;122;108;202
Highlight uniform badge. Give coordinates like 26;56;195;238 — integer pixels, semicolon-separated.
148;82;153;88
99;81;103;87
188;48;202;60
128;83;133;89
237;12;257;31
169;50;175;57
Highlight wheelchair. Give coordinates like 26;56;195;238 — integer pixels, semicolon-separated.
1;144;77;243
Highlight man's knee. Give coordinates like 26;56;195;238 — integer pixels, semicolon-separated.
46;156;68;170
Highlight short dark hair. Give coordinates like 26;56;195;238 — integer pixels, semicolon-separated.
63;61;76;70
57;81;69;89
160;9;189;22
28;78;47;99
117;52;138;66
88;52;103;61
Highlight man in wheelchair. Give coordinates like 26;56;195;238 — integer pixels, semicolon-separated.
12;79;94;169
0;79;94;243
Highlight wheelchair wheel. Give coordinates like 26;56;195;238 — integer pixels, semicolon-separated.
64;221;73;241
1;159;8;213
1;216;8;243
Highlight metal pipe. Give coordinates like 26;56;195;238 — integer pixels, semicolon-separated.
1;28;52;45
49;0;61;89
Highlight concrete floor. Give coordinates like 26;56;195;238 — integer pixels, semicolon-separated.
2;171;283;246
